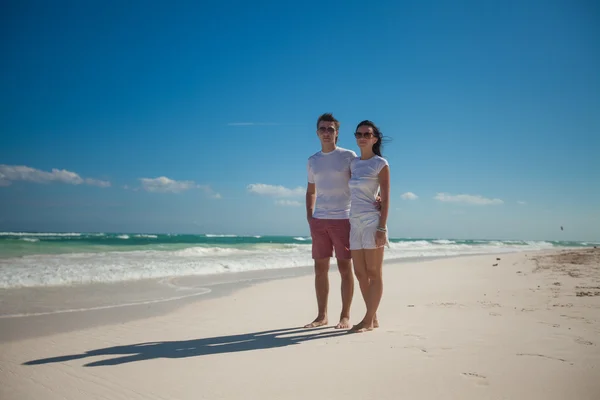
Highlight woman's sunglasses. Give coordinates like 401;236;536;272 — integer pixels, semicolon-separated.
354;131;374;139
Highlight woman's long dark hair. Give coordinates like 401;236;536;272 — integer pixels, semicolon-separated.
356;120;385;157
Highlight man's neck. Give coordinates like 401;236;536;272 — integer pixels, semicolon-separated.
321;144;336;153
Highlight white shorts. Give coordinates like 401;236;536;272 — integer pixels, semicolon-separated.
349;214;389;250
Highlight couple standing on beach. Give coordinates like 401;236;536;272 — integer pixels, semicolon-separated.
305;113;390;333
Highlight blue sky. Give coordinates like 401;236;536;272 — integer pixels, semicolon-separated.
1;0;598;241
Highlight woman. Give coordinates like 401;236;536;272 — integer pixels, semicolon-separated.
348;120;390;333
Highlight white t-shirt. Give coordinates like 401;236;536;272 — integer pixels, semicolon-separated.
307;147;357;219
349;155;389;219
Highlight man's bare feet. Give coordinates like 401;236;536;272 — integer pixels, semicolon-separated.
335;317;351;329
304;317;328;328
349;320;374;333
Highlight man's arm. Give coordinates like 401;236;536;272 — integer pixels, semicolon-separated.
306;183;316;222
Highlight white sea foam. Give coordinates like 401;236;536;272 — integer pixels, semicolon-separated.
0;239;562;289
205;234;237;237
0;232;82;237
133;234;158;238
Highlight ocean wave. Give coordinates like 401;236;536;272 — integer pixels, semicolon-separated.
19;238;39;243
204;234;238;237
1;233;593;289
0;232;82;237
0;245;311;288
432;239;456;244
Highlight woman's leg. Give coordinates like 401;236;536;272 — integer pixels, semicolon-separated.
351;249;368;307
351;246;384;332
364;246;384;324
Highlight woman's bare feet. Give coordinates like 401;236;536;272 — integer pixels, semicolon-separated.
335;317;351;329
349;319;374;333
373;316;379;328
304;316;328;328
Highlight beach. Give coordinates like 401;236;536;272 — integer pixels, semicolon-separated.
1;248;599;399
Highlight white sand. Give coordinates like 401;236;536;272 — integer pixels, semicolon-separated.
1;249;599;399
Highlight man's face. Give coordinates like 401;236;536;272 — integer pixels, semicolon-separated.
316;121;338;145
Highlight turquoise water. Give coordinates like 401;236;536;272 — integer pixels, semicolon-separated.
0;231;595;259
0;232;596;289
0;232;308;258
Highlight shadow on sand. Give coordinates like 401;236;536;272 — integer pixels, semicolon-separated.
23;326;348;367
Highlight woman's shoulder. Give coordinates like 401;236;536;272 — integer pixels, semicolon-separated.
374;155;389;166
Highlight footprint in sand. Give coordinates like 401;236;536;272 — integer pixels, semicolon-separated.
461;372;489;386
516;353;568;363
478;301;501;308
538;322;560;328
574;337;594;346
427;302;466;308
402;345;428;354
401;333;426;340
560;314;593;325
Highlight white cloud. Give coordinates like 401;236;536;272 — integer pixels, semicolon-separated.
275;200;302;207
0;164;110;188
139;177;220;198
517;201;527;205
401;192;418;200
434;192;503;205
198;185;222;199
140;177;195;193
84;178;111;188
247;183;304;197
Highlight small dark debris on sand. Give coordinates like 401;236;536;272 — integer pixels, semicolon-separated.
532;248;600;278
576;291;600;297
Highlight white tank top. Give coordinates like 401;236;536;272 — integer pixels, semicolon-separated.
307;147;357;219
349;155;389;219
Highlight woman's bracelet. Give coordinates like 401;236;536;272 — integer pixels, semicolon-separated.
376;227;387;232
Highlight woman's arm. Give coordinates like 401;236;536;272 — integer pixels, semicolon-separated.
377;165;390;228
375;165;390;248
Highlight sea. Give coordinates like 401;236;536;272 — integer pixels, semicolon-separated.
0;232;596;289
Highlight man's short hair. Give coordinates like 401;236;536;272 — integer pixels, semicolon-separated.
316;113;340;131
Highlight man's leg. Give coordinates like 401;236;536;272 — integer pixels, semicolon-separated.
304;257;330;328
305;218;333;328
334;258;353;329
330;218;354;329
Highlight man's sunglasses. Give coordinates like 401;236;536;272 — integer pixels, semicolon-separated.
354;131;374;139
318;127;336;134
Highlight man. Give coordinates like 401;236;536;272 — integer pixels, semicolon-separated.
305;113;357;329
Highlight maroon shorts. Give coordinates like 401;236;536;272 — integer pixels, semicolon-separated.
309;218;351;260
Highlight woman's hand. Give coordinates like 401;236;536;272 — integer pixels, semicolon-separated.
375;230;387;248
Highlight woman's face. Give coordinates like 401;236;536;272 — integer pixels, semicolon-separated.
355;125;378;150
